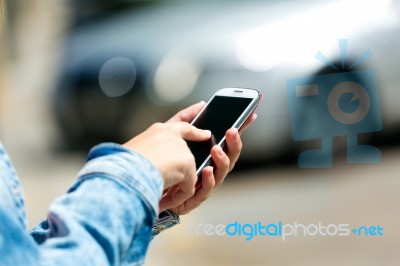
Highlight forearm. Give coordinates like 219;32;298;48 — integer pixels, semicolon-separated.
30;143;164;265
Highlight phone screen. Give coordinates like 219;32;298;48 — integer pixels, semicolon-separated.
187;96;253;169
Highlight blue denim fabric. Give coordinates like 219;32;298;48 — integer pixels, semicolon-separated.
0;142;164;265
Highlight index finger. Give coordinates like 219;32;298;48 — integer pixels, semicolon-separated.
167;101;206;123
173;122;211;141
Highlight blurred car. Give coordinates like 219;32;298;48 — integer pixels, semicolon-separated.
53;0;400;162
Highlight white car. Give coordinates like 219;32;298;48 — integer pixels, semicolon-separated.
53;0;400;163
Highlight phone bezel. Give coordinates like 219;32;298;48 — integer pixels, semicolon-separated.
190;87;261;176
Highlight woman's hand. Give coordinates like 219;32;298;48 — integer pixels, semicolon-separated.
164;101;257;215
123;121;211;211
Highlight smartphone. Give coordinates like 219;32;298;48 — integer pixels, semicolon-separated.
187;88;262;176
152;88;261;238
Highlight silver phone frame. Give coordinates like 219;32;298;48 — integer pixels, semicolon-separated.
190;87;261;176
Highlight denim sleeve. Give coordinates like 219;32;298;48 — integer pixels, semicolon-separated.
31;143;164;266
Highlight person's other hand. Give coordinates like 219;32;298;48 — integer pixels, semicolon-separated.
164;101;257;215
123;121;211;211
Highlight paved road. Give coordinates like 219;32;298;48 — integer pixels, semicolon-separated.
8;144;400;266
1;68;399;266
1;86;399;266
146;149;400;266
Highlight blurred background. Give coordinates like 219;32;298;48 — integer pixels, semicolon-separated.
1;0;400;265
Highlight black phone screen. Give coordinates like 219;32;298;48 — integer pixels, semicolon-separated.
187;96;253;169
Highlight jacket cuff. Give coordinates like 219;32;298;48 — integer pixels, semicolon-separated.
75;143;164;215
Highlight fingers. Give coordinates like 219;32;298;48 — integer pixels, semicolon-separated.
159;169;198;211
170;166;215;215
159;185;178;212
210;145;230;186
239;113;257;133
175;122;211;141
167;101;206;123
195;166;215;203
225;128;242;172
157;107;257;215
163;131;245;215
207;127;243;189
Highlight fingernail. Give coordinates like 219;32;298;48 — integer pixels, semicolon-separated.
233;130;239;141
205;130;212;137
217;146;224;156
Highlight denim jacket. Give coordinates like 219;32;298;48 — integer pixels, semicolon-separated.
0;142;163;266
